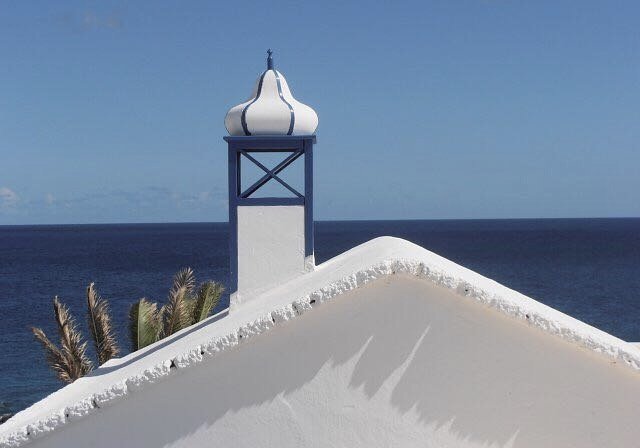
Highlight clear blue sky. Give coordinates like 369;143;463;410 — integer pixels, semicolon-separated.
1;1;638;224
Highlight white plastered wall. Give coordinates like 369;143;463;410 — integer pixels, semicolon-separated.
27;275;640;448
234;205;308;308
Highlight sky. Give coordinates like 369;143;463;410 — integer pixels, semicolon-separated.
1;1;639;224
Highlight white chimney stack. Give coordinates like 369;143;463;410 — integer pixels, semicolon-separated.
224;50;318;310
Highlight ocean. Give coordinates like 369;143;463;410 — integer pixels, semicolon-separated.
1;218;639;416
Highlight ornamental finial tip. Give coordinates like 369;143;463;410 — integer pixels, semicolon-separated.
267;49;274;70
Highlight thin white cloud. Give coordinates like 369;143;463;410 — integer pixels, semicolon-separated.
170;189;221;208
56;10;123;33
0;187;19;207
197;191;211;202
0;187;227;223
82;11;122;30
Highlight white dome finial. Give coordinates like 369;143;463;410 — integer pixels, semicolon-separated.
224;50;318;136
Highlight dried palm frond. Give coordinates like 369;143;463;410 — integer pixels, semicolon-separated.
31;327;76;383
191;281;224;325
129;298;161;351
171;267;195;298
53;297;93;379
86;283;119;365
161;285;190;337
158;267;196;337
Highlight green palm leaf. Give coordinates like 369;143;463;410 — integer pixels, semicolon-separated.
128;269;225;351
86;283;119;365
191;281;224;324
129;298;161;351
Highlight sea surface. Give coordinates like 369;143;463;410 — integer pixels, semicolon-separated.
1;218;639;417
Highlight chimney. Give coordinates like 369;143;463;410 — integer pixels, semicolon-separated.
224;50;318;310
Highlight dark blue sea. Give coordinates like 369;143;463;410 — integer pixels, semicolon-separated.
1;219;640;417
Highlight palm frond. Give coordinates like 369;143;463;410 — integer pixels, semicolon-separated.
161;285;190;337
129;298;161;351
171;267;195;298
86;283;119;365
32;327;76;383
53;297;93;379
191;281;224;324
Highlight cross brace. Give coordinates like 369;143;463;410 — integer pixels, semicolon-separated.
240;150;303;198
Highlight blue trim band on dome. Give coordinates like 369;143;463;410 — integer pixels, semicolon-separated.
240;70;267;136
274;70;295;135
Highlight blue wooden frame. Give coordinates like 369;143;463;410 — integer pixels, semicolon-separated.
239;150;303;198
224;135;316;297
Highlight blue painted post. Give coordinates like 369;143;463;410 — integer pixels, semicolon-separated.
227;145;239;298
304;138;314;260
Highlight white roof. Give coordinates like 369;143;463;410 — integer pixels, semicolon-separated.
2;236;639;447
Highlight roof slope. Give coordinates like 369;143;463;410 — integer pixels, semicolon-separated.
2;236;639;447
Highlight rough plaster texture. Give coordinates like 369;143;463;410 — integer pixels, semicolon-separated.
235;205;307;308
3;237;640;447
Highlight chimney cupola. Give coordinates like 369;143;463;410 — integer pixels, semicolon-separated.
224;51;317;310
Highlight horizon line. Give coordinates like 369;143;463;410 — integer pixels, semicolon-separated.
1;216;639;228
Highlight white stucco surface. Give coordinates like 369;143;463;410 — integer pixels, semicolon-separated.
235;205;308;308
3;237;640;447
225;69;319;136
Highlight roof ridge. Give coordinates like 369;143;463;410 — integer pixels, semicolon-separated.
3;236;639;447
